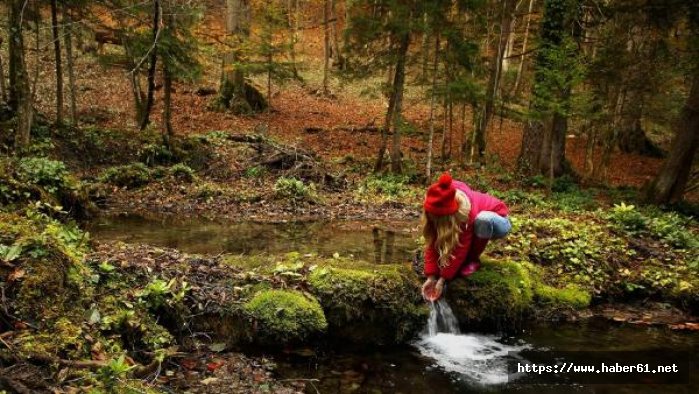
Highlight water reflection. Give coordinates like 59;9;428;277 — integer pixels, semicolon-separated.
88;215;419;264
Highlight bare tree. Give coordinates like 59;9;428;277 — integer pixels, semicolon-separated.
474;0;517;162
8;0;32;148
50;0;64;124
323;0;330;95
513;0;535;96
426;35;440;183
63;4;78;125
139;0;161;131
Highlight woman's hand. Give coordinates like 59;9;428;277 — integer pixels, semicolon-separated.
422;277;446;301
421;276;437;301
432;278;445;301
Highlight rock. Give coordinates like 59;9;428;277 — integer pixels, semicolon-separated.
244;289;327;344
308;262;428;345
446;259;592;330
446;259;533;330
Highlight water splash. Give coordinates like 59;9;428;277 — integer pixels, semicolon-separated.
416;298;529;386
416;333;529;385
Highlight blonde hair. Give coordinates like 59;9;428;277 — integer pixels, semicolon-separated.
422;190;471;268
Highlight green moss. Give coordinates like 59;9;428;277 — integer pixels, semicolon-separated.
244;289;327;343
446;259;534;326
534;283;591;309
308;263;427;344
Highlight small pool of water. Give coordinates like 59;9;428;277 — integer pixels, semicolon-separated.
88;215;420;264
274;319;699;393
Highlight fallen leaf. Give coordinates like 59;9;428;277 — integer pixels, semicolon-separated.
207;360;225;372
180;358;198;370
201;377;219;385
8;268;25;282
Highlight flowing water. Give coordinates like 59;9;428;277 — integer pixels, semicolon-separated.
92;216;699;393
416;298;529;386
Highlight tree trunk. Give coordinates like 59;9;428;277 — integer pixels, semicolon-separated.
162;61;173;147
426;35;440;183
374;66;395;173
219;0;265;113
514;0;535;96
540;109;567;176
518;118;545;174
421;12;429;81
267;49;272;108
474;0;516;163
287;0;300;78
63;5;78;125
139;0;160;131
329;0;344;68
502;0;521;73
8;0;32;147
645;67;699;204
583;122;596;180
389;31;410;174
0;39;7;103
322;0;330;95
50;0;63;125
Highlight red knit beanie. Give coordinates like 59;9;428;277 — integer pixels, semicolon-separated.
424;172;458;216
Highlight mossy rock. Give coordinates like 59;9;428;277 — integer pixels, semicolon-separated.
0;213;92;324
446;259;534;329
244;289;327;344
308;262;427;345
534;283;591;310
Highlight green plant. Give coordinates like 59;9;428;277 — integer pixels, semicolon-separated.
608;202;647;233
138;142;174;166
169;163;197;182
527;174;547;188
17;157;70;194
646;211;698;249
361;174;411;197
137;277;189;309
274;177;316;201
551;189;597;212
98;355;135;387
99;163;152;189
244;165;267;178
551;174;577;193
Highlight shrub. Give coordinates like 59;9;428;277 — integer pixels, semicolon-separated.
169;163;197;182
608;202;647;233
17;157;70;194
274;177;316;201
138;142;174;166
527;174;547;188
551;174;577;193
646;211;698;250
99;163;152;189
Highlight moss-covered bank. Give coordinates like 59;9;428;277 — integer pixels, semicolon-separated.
446;259;592;330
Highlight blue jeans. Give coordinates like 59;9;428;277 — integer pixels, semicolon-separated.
473;211;511;239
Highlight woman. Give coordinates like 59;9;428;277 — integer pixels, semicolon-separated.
421;172;511;301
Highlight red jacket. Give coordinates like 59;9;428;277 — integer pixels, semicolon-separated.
424;181;508;280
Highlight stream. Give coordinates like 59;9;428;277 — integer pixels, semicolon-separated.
90;216;699;393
